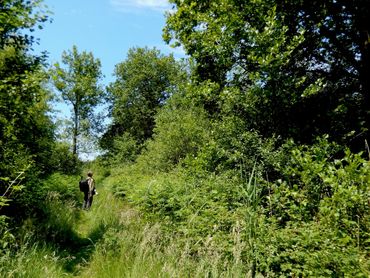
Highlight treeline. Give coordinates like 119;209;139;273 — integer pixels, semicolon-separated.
0;0;369;276
1;0;55;231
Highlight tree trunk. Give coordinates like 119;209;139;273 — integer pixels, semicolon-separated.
73;104;78;155
359;28;370;143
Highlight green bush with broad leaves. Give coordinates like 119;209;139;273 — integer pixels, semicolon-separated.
254;137;370;276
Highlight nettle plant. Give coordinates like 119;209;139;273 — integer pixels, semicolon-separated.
270;136;369;240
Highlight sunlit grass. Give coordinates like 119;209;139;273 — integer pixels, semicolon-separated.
76;166;252;278
1;167;254;277
0;236;73;278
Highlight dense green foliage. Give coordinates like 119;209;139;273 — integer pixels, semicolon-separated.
101;47;187;158
1;0;369;276
164;0;370;148
102;0;370;275
0;1;83;261
0;0;55;232
111;137;369;276
0;0;52;174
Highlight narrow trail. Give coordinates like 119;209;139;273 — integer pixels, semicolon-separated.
60;175;129;277
39;172;176;278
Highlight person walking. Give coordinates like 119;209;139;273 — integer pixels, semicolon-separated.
82;171;96;210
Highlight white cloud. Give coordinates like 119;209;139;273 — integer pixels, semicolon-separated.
110;0;171;13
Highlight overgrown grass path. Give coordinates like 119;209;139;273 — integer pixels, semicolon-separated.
70;171;199;278
66;176;130;277
1;173;134;278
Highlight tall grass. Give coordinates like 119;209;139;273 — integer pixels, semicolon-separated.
0;240;72;278
0;198;79;278
1;166;253;277
7;151;367;277
0;173;84;277
75;165;258;278
79;214;251;278
89;145;370;277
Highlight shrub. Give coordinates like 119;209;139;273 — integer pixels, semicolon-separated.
256;137;370;276
111;135;370;276
110;132;141;164
137;103;211;172
49;142;81;175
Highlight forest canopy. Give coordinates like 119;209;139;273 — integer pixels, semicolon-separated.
164;0;370;148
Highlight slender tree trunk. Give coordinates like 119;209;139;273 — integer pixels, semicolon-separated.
359;28;370;141
73;104;78;155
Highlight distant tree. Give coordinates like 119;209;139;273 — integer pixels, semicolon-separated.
51;45;105;156
101;47;187;152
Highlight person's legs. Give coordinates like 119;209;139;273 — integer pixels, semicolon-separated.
83;191;89;209
88;195;93;209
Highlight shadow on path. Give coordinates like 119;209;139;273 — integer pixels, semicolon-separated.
40;208;114;275
60;221;111;274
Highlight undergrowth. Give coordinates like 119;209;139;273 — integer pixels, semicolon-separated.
1;136;369;277
106;136;370;277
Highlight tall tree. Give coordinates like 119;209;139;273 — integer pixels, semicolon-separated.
0;0;53;179
51;45;105;156
0;0;49;50
0;0;55;221
164;0;370;147
101;47;187;151
274;0;370;147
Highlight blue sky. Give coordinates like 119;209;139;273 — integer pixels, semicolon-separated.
33;0;183;86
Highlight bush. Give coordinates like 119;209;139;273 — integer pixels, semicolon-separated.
256;137;370;276
185;115;282;177
110;132;141;164
49;142;81;175
137;103;211;172
110;135;370;276
253;221;368;277
41;173;81;203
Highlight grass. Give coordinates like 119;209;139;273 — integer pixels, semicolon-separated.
0;240;67;278
3;142;370;276
75;166;254;278
4;163;368;277
0;167;259;277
